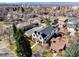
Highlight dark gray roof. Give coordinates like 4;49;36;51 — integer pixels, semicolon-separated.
38;26;58;42
67;17;77;24
39;26;55;35
67;17;77;28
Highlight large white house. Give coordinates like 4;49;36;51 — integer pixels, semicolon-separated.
32;26;59;45
25;26;45;37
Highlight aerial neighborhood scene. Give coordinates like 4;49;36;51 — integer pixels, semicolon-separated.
0;4;79;57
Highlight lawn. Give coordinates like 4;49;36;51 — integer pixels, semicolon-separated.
7;44;16;53
32;45;39;52
30;41;40;52
27;37;40;52
42;50;53;57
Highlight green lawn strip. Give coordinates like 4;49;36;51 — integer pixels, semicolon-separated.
28;38;39;52
32;45;38;52
7;44;16;53
42;50;53;57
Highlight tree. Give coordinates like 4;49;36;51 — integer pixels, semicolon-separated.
45;17;51;26
13;23;17;34
64;41;79;57
13;24;32;57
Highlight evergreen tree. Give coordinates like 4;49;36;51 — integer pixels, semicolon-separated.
13;23;17;38
16;29;32;57
13;24;32;57
45;17;51;26
64;41;79;57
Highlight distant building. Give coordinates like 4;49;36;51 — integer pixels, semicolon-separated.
16;22;39;31
66;17;77;36
32;26;59;45
71;6;79;10
77;22;79;29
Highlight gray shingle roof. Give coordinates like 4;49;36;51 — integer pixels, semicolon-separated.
38;26;58;42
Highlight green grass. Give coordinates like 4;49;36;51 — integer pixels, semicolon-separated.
42;50;53;57
28;38;39;52
7;44;16;52
32;43;41;52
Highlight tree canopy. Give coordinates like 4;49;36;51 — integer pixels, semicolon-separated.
13;24;32;57
64;41;79;57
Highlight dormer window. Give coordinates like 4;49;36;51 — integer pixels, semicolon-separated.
41;33;47;38
38;32;40;35
53;41;56;43
40;37;41;39
34;31;37;34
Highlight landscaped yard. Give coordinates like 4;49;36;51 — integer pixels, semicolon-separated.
27;37;40;52
30;40;40;52
7;44;16;55
42;50;53;57
32;45;39;52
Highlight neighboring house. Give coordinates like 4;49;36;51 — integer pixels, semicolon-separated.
32;26;59;45
71;6;79;10
77;22;79;30
16;22;39;31
50;37;68;53
28;17;41;25
66;17;77;36
16;22;30;29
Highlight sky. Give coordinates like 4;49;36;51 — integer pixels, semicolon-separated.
0;2;79;5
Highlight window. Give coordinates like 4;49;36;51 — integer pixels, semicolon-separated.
34;31;37;34
40;37;41;39
38;32;40;35
33;34;35;36
41;33;47;38
53;41;56;43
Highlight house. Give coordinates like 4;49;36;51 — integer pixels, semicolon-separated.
24;26;44;37
28;17;41;25
16;22;39;31
66;17;77;36
76;22;79;30
50;37;68;53
32;25;59;45
71;6;79;10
